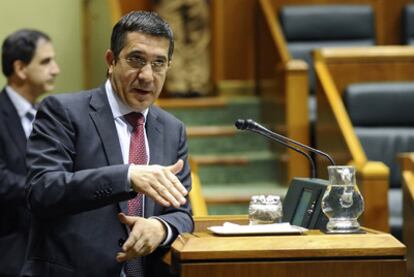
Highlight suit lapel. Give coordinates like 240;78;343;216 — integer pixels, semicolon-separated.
88;86;129;214
0;89;27;155
89;86;123;165
145;107;163;217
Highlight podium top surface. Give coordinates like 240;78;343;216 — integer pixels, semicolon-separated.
171;228;406;261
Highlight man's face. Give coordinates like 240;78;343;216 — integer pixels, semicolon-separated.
106;32;170;112
24;38;60;95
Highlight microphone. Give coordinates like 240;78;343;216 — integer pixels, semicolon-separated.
235;119;336;178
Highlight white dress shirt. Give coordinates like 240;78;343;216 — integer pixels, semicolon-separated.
5;86;37;138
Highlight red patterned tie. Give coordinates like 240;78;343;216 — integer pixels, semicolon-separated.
124;112;147;277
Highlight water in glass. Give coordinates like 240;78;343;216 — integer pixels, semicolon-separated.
321;166;364;233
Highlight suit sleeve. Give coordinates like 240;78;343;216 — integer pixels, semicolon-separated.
0;154;26;204
156;121;194;237
0;114;26;204
25;96;133;219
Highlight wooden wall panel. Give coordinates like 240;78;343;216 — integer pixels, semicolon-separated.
119;0;153;14
211;0;257;82
382;0;414;44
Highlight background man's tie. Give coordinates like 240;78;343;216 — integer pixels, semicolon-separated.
124;112;147;277
25;110;36;138
25;110;35;122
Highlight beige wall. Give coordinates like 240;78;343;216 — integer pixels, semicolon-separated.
85;0;112;89
0;0;83;94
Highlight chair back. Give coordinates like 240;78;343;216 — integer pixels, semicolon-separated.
280;5;376;90
403;4;414;45
344;82;414;188
344;82;414;240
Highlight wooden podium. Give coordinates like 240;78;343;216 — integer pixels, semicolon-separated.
168;216;406;277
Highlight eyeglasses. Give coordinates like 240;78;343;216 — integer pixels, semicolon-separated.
121;56;168;73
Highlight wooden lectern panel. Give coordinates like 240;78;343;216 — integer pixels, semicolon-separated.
170;225;406;277
173;230;404;261
180;260;405;277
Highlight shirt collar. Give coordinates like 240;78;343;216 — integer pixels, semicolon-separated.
5;86;35;118
105;79;148;122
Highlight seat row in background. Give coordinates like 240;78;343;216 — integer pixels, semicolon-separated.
257;0;414;241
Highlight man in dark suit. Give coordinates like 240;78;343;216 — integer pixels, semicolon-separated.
22;11;193;277
0;29;60;276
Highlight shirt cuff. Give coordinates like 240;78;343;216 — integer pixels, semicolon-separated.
151;217;173;246
127;164;132;184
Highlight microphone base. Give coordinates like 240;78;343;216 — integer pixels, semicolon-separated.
282;177;329;231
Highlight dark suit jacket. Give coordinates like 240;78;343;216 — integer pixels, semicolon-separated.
21;86;193;277
0;89;31;277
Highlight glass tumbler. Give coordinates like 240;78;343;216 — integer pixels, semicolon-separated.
248;195;283;225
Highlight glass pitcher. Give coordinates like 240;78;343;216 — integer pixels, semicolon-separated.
321;166;364;233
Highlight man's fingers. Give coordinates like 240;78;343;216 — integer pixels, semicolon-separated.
165;159;188;197
167;159;184;175
151;182;182;208
116;248;141;262
153;166;186;206
116;217;166;262
146;180;181;208
116;252;127;262
118;215;144;254
118;213;136;227
122;230;144;254
130;160;188;207
145;186;171;207
165;171;188;198
116;245;151;262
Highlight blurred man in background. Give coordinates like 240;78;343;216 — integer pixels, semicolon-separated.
0;29;60;276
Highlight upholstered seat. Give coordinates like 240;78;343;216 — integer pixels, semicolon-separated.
344;82;414;241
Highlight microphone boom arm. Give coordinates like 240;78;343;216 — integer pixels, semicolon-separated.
247;128;317;179
235;119;336;179
262;125;336;166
